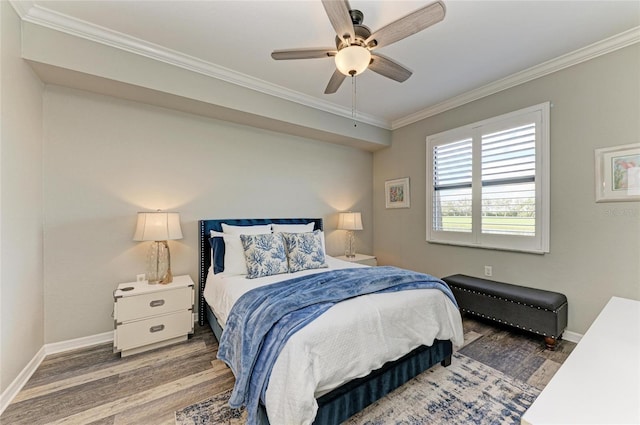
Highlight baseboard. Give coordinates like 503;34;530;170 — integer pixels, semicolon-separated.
44;330;114;355
562;330;583;344
0;324;582;415
0;345;46;415
0;331;115;415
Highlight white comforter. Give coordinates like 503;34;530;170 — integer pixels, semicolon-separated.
204;257;464;425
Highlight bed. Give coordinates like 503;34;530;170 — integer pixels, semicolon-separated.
198;218;463;425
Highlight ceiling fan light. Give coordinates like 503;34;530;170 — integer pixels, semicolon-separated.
335;45;371;76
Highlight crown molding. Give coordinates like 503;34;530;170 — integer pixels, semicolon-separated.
11;2;638;133
392;26;640;129
11;1;390;130
9;0;33;18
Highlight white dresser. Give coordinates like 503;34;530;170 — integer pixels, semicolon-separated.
521;296;640;424
113;275;195;357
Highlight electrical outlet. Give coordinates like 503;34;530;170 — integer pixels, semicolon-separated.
136;274;146;282
484;266;493;277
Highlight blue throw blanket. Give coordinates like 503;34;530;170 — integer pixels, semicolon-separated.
217;266;457;424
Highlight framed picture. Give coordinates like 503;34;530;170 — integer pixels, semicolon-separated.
385;177;411;208
595;143;640;202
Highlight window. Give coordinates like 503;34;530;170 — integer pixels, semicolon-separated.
427;103;550;253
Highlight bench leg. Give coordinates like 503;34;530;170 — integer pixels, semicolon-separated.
441;355;452;367
544;336;557;351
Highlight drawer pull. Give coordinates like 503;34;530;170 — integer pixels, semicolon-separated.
150;299;165;307
149;324;165;333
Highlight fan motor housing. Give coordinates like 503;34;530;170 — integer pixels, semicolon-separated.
335;23;372;50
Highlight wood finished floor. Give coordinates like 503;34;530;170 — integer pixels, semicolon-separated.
2;316;575;425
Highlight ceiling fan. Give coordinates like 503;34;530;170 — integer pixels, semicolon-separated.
271;0;446;94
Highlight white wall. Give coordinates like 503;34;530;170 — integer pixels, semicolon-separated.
42;85;373;343
374;44;640;335
0;2;45;394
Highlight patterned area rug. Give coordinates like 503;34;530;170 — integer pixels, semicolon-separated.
175;352;539;425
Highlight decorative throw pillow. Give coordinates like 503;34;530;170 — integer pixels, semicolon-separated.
282;230;328;273
208;234;224;274
240;233;289;279
214;224;272;275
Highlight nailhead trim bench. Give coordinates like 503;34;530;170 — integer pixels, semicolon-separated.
443;274;568;350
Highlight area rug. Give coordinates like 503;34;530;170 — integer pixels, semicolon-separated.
175;352;540;425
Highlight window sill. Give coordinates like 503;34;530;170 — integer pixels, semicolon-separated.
426;239;548;255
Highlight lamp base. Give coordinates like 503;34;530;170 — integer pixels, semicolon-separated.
158;269;173;285
344;230;357;258
146;241;173;284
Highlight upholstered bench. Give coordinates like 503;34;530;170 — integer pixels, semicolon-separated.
443;274;568;350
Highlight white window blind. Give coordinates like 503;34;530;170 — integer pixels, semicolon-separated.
481;123;536;236
426;103;550;253
432;138;472;232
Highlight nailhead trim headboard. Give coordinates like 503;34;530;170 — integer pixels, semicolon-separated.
198;218;323;325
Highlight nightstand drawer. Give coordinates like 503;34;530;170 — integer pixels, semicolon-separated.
114;310;193;352
115;287;192;322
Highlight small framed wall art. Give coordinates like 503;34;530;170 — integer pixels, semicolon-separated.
595;143;640;202
385;177;411;208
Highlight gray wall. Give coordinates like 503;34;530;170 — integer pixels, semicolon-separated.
42;86;374;343
0;2;45;394
374;44;640;335
3;0;637;396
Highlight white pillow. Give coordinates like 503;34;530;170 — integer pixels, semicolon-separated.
272;222;314;233
317;230;326;254
271;223;325;252
221;223;272;235
210;231;244;275
219;224;272;275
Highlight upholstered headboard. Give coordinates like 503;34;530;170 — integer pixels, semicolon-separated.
198;218;323;325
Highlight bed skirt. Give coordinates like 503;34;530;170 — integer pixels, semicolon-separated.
309;340;452;424
205;304;452;425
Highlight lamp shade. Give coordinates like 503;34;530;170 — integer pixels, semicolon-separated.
335;46;371;76
133;211;183;241
337;212;363;231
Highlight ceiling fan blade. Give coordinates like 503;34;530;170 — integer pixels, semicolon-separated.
322;0;355;43
324;69;347;94
271;48;336;60
369;54;412;82
365;0;445;50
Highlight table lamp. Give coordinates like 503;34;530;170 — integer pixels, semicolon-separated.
337;211;363;258
133;211;183;284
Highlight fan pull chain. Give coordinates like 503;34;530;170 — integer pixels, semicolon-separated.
351;75;357;127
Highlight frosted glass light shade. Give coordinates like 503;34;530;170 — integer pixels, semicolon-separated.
335;46;371;76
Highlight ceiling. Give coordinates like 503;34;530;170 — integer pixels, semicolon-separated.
19;1;640;128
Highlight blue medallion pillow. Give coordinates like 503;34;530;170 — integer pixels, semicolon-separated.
282;230;328;273
240;233;289;279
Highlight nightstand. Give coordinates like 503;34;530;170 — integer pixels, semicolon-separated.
113;275;195;357
335;254;378;266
